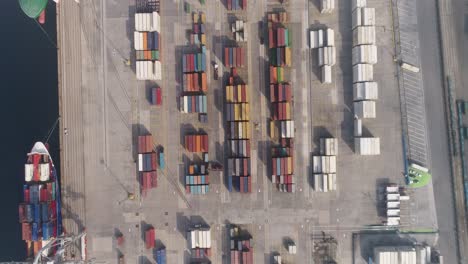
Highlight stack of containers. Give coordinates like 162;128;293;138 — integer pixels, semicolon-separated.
226;0;247;10
185;163;210;194
321;0;335;14
191;12;207;45
134;11;162;80
184;134;209;153
145;227;156;249
232;20;248;42
150;87;162;105
229;225;254;264
312;138;338;192
351;0;380;155
310;28;335;84
225;82;251;192
182;47;207;73
271;138;295;192
154;248;167;264
180;95;207;113
268;12;296;192
188;229;212;259
138;135;158;195
268;25;291;67
224;47;245;68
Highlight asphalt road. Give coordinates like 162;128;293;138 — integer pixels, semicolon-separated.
416;0;458;262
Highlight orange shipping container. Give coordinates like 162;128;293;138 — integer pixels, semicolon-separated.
196;135;201;152
189;165;194;175
201;72;207;91
143;32;148;50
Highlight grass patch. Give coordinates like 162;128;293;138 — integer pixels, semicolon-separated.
408;166;431;188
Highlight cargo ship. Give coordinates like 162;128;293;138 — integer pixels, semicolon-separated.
18;142;62;259
19;0;48;24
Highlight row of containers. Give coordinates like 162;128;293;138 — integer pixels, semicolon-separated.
224;47;246;68
227;158;252;193
134;11;162;80
268;12;296;192
25;163;49;182
191;12;207;45
184;134;209;153
229;225;254;264
22;221;55;242
138;135;158;195
226;103;250;121
19;202;56;224
226;0;247;10
351;0;380;155
310;28;335;84
268;26;291;48
136;61;162;80
226;84;249;103
180;95;208;113
183;72;208;92
312;138;338;192
185;163;210;195
269;47;292;67
182;47;207;73
23;183;56;204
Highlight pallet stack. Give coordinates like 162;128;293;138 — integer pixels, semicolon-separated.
138;135;158;196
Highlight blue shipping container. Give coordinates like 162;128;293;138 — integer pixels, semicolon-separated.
156;249;167;264
41;203;49;222
30;185;39;204
154;32;159;50
203;96;207;113
148;32;153;50
183;56;187;72
34;204;41;223
229;48;233;66
201;54;206;72
276;158;281;175
42;222;50;240
26;204;33;222
194;54;199;72
32;222;38;241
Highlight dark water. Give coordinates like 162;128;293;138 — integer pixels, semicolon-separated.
0;1;58;261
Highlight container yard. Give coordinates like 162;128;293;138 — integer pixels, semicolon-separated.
59;0;432;262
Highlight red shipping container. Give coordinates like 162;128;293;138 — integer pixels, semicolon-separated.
156;88;162;105
283;102;287;120
231;251;235;264
246;140;251;156
285;84;291;101
185;186;190;193
240;177;244;193
270;84;275;102
281;157;286;175
138;136;144;153
151;171;158;188
242;0;247;9
24;189;30;203
191;96;196;113
185;136;189;151
227;0;232;10
22;223;31;240
278;84;283;101
145;228;155;249
240;47;245;67
151;152;157;170
205;175;210;184
287;184;292;192
206;248;211;257
147;135;153;153
188;135;193;152
203;135;209;152
237;47;242;67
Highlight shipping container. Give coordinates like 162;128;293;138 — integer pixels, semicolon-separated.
353;26;376;46
353;100;376;119
355;137;380;155
353;82;378;101
145;228;156;249
321;0;335;14
353;64;374;82
321;65;332;84
352;45;378;65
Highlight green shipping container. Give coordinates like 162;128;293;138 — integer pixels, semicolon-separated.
151;50;160;60
285;29;290;47
277;67;283;82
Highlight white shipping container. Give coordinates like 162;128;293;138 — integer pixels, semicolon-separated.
321;65;332;84
314;174;323;191
135;13;141;31
354;100;376;118
353;64;373;82
320;138;338;155
318;29;324;48
313;156;322;173
353;82;378;100
352;0;366;10
354;118;362;137
138;154;143;171
387;201;400;208
324;46;336;66
323;174;329;192
40;163;50;181
362;8;376;26
352;8;362;29
152;11;161;32
317;47;325;66
25;164;33;182
310;30;319;48
154;61;162;80
329;173;337;191
326;28;335;46
353;26;376;45
354;137;381;155
352;45;378;65
134;31;142;50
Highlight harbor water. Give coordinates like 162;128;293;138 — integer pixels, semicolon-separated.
0;1;58;261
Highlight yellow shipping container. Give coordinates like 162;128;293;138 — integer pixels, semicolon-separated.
246;122;251;138
201;34;206;45
285;103;291;119
287;157;292;174
285;47;291;67
245;103;250;120
234;104;240;120
193;13;199;24
246;85;249;102
270;120;276;138
226;86;233;102
237;85;242;102
201;13;206;23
